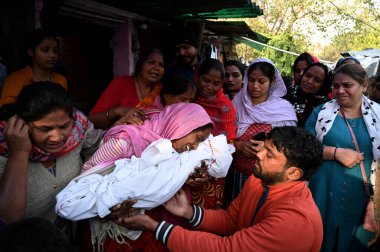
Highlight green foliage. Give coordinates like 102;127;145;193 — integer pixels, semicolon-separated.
319;3;380;60
235;43;260;64
260;33;308;76
235;0;380;67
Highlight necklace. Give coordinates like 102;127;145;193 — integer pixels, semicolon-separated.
32;71;54;82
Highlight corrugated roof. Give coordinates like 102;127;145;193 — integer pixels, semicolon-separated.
205;21;267;42
94;0;263;20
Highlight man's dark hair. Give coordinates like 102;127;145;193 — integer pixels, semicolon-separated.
174;27;198;48
0;218;78;252
267;126;323;180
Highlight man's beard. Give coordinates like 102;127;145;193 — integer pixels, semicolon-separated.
178;54;196;65
252;164;287;185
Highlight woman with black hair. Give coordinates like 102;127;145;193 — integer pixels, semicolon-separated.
334;56;361;71
223;60;246;100
292;52;319;87
0;82;102;230
89;48;164;129
306;64;379;251
285;62;333;127
0;29;67;107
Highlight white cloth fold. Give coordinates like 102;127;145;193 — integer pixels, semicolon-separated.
55;134;234;220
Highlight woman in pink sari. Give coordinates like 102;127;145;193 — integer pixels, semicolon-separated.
81;103;213;252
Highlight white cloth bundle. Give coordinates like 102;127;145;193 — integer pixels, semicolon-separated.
55;135;234;221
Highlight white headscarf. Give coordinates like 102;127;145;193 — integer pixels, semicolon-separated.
233;58;297;137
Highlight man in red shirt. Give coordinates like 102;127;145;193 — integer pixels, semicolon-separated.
117;126;324;252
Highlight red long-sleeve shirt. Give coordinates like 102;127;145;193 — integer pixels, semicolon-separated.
156;176;323;252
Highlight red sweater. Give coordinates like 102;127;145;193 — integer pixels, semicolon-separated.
157;176;323;252
90;76;140;114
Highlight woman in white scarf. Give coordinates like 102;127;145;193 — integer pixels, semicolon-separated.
305;64;380;251
223;58;297;206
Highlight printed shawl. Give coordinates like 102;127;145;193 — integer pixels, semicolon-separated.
315;96;380;186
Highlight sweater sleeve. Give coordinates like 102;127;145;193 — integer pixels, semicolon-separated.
158;202;321;252
82;138;128;171
196;186;242;235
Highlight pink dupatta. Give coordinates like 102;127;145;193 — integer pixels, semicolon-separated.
103;102;212;157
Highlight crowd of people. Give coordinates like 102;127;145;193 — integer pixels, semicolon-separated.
0;27;380;252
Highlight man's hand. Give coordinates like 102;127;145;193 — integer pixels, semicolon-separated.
101;199;137;222
116;214;158;232
163;189;193;220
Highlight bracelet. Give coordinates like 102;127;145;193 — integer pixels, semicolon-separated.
106;109;112;121
333;147;338;160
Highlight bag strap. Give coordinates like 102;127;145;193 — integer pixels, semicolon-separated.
341;110;372;197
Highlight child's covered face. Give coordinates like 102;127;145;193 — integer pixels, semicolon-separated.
171;127;212;153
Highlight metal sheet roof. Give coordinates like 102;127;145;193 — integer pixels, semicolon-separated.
205;21;267;42
204;21;268;51
93;0;263;20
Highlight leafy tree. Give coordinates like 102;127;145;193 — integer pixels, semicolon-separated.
260;33;309;76
234;0;380;64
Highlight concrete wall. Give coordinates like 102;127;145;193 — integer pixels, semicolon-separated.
112;20;135;77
